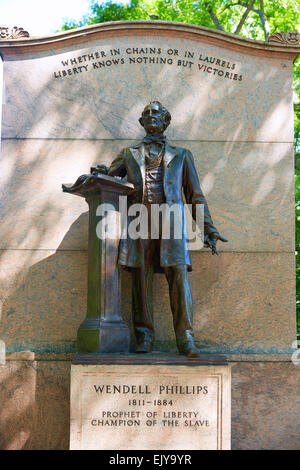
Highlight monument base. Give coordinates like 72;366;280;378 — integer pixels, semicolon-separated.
70;355;231;450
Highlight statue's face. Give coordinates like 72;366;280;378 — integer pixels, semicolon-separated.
141;103;166;134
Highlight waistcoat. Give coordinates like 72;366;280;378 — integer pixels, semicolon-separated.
143;145;165;204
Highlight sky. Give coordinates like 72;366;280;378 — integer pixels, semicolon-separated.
0;0;92;36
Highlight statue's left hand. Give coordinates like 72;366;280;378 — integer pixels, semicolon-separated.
204;234;228;255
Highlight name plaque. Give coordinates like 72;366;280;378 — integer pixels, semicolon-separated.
70;363;231;450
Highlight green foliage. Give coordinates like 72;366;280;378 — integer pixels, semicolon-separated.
60;0;300;38
60;0;146;29
60;1;300;341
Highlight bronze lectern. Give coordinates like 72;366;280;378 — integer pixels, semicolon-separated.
62;173;135;353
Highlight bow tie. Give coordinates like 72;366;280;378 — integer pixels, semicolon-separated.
143;134;166;145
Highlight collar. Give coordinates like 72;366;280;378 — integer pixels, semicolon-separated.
142;133;166;145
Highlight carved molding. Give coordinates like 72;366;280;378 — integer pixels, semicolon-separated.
0;26;29;40
0;22;299;55
268;30;300;45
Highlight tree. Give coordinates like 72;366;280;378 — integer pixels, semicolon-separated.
60;0;300;341
61;0;299;41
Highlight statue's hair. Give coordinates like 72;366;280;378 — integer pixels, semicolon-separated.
139;101;171;130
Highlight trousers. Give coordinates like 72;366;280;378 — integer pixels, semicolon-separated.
131;237;194;347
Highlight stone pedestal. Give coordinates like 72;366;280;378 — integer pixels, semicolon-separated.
62;174;136;353
70;356;231;450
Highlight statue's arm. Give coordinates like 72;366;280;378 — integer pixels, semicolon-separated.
183;150;219;237
183;150;228;254
107;149;127;178
91;150;127;177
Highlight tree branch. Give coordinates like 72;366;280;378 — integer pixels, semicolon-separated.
222;0;270;40
259;0;270;40
238;1;260;12
222;1;260;14
220;2;241;13
208;8;225;31
234;0;255;34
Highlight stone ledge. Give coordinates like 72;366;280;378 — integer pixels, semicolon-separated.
0;21;299;58
72;353;228;365
2;351;296;363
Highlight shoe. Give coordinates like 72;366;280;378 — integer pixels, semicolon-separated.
136;341;153;353
177;338;200;357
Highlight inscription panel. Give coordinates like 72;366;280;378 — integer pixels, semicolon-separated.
53;46;243;82
70;364;231;450
2;36;293;141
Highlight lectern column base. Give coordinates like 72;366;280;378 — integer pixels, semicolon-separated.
77;318;130;353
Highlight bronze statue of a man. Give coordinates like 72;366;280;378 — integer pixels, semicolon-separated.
95;101;227;356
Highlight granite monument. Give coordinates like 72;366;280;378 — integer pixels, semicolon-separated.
0;21;299;450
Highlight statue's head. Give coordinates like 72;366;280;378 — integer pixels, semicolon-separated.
139;101;171;135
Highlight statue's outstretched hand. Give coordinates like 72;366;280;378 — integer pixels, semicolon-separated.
204;234;228;255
